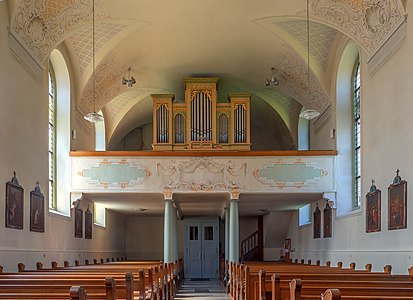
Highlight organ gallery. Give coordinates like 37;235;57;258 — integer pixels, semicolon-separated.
152;77;251;151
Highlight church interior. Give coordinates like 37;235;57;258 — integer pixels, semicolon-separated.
1;0;413;294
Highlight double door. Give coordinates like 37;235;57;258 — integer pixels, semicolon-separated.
184;217;219;279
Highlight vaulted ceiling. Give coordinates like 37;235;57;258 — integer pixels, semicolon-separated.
8;0;406;150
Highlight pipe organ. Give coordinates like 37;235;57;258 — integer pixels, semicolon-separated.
152;77;251;151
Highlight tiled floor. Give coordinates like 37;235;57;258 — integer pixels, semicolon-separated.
174;279;230;300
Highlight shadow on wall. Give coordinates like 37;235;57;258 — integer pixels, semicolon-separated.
250;97;295;150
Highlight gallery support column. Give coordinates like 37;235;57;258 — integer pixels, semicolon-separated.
164;198;174;263
171;206;179;262
225;207;230;263
229;192;240;263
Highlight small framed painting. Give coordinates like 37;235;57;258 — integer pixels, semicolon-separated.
366;180;381;233
6;172;24;230
74;203;83;238
313;204;321;239
323;202;332;238
30;182;45;232
85;206;92;239
388;175;407;230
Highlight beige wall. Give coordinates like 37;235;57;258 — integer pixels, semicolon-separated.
287;1;413;275
0;2;124;272
124;216;184;260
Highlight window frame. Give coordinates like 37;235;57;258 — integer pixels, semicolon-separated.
353;59;361;209
48;63;57;210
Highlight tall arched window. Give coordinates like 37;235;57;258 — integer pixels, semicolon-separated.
335;42;359;215
48;64;57;209
353;60;361;208
49;49;71;215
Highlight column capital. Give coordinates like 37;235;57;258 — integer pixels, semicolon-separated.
229;190;240;200
163;188;173;200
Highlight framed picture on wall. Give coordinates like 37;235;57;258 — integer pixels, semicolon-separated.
313;204;321;239
366;180;381;233
74;203;83;238
388;171;407;230
5;172;24;230
323;201;332;238
85;206;92;239
30;182;45;232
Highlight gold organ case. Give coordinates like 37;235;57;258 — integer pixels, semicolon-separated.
152;77;251;151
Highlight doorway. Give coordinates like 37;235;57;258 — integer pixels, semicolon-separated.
184;217;219;279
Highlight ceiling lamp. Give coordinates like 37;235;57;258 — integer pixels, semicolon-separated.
84;0;104;123
299;0;320;120
265;66;279;86
122;67;136;87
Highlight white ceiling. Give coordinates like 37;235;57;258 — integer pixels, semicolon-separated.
85;192;323;217
63;0;337;146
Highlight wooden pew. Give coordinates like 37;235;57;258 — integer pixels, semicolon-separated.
233;261;413;300
0;261;173;300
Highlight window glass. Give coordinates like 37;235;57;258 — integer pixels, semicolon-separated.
190;226;198;240
353;61;361;208
48;65;56;209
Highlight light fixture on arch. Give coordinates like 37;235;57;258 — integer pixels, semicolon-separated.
299;0;320;120
84;0;104;123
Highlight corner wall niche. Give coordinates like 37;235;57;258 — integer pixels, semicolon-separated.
152;77;251;151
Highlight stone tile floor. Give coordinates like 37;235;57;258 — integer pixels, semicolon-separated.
174;279;230;300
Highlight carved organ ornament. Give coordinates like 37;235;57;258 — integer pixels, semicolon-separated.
152;78;251;151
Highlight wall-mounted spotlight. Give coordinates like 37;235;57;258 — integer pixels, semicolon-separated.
122;67;136;87
265;66;279;86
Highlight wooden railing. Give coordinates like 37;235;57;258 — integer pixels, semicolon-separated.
241;231;259;262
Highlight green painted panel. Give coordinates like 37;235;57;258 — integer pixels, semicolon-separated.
258;163;322;183
83;163;145;184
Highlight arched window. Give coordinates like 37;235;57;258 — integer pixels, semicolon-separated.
335;42;360;215
174;114;185;144
48;64;56;209
353;60;361;208
49;49;71;215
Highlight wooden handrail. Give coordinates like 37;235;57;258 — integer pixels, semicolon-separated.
70;150;338;157
241;230;259;260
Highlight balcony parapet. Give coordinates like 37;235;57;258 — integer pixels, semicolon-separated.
70;150;337;194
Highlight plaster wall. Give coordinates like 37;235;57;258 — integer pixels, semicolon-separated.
124;216;184;260
0;3;124;272
287;1;413;275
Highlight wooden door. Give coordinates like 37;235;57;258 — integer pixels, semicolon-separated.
184;217;219;279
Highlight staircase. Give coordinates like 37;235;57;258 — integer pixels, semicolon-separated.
241;230;261;261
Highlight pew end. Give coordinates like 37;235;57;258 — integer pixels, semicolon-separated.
321;288;341;300
365;263;372;272
17;263;25;272
384;264;392;274
70;286;87;300
105;277;116;300
51;261;58;269
289;278;302;300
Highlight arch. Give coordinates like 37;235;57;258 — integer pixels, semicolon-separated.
335;41;360;215
218;113;229;144
49;49;71;216
174;113;185;144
